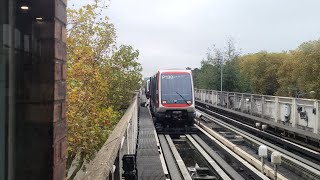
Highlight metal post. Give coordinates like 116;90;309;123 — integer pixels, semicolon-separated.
261;157;264;174
271;151;281;180
274;165;278;180
258;145;267;175
220;57;223;106
220;57;223;93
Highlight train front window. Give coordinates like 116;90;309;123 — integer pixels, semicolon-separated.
161;74;192;104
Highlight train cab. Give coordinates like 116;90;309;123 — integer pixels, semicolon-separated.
149;70;195;128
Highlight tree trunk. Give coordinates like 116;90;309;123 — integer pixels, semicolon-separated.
67;153;76;170
68;153;85;180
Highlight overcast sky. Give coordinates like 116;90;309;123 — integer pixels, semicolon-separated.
71;0;320;77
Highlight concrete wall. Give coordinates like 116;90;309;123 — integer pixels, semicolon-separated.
77;94;139;180
196;89;320;134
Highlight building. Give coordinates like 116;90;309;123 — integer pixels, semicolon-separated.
1;0;67;179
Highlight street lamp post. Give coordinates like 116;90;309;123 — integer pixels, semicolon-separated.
220;57;223;105
221;57;223;92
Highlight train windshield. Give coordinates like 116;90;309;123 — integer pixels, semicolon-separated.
161;74;192;104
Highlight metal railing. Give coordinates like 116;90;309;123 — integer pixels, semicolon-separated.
78;93;139;180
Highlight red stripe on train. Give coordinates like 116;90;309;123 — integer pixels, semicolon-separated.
161;103;192;107
156;71;160;108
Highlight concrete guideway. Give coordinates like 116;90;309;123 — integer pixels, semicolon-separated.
190;134;245;180
158;130;266;180
158;134;184;180
196;104;320;162
185;134;232;180
196;108;320;177
165;134;192;180
195;99;320;155
195;123;287;180
77;91;318;180
154;130;170;180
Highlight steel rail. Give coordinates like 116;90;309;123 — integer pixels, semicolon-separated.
196;102;320;165
165;135;192;180
195;124;271;180
196;107;320;180
186;134;232;180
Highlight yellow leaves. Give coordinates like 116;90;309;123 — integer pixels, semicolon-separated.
66;1;142;171
237;40;320;98
69;137;75;143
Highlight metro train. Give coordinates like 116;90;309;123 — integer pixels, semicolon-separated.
146;69;196;127
144;79;150;98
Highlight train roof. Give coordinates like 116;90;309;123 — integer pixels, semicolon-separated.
158;69;192;74
150;69;192;77
159;69;191;72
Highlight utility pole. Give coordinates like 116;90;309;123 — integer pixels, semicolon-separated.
220;57;223;92
220;57;223;105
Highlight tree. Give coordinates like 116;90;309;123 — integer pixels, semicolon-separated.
276;53;299;97
67;1;142;179
194;37;320;99
224;37;240;62
107;45;142;110
195;61;220;89
294;40;320;98
193;37;246;92
238;52;284;95
221;37;244;92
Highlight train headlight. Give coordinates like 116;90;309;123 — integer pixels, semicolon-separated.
162;100;167;104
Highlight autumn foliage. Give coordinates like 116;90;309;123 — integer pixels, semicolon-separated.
193;39;320;99
66;2;142;178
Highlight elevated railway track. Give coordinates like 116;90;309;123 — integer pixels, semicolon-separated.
154;105;320;180
80;93;320;180
194;101;320;180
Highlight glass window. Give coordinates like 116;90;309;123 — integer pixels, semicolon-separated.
161;74;192;104
0;0;9;179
